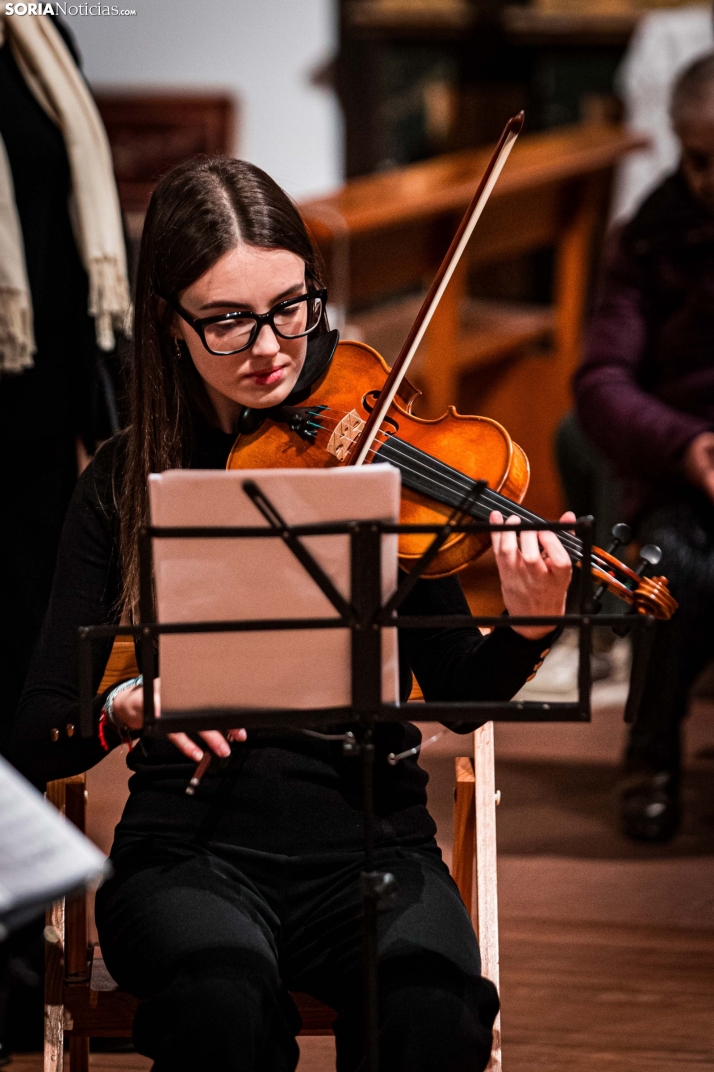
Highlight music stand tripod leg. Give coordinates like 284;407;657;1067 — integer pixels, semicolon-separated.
350;521;398;1072
474;721;502;1072
360;724;379;1072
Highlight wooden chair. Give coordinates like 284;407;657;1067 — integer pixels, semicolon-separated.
93;92;235;242
44;723;501;1071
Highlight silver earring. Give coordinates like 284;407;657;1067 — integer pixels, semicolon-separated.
175;339;182;359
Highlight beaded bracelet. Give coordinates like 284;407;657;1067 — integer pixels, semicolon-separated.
101;675;143;746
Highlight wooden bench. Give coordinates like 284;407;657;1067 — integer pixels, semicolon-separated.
301;122;644;522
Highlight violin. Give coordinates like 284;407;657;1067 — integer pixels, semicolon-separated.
227;115;677;622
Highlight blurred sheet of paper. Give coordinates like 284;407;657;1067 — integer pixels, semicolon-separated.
149;466;401;716
0;756;108;936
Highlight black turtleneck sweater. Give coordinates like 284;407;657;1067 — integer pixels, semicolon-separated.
8;412;553;857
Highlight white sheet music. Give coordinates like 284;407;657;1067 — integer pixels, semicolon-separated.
0;756;107;935
149;466;401;716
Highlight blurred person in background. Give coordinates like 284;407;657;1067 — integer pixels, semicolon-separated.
575;53;714;844
543;4;714;698
610;4;714;225
518;412;625;697
0;10;129;1059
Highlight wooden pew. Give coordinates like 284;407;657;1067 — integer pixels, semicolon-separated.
94;92;235;246
301;123;644;526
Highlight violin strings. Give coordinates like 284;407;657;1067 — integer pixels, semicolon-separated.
297;407;615;576
381;438;597;565
303;410;604;567
307;408;598;564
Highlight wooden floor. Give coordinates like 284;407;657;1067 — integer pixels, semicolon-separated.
421;693;714;1071
500;919;714;1071
10;917;714;1072
7;1057;152;1071
5;1040;334;1071
8;690;714;1071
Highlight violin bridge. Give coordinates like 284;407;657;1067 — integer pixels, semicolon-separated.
326;409;365;462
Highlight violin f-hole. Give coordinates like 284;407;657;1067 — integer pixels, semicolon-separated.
362;391;399;435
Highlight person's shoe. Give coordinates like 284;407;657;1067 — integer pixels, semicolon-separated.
620;769;681;843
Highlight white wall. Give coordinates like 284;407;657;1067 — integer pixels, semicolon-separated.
611;6;714;223
66;0;343;200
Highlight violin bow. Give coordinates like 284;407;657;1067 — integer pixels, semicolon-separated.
348;111;525;468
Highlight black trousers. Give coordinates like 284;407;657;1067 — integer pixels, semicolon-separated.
627;491;714;774
96;838;499;1072
557;413;714;773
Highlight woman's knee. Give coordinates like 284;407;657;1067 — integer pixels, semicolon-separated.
132;951;299;1071
335;953;499;1072
383;958;498;1072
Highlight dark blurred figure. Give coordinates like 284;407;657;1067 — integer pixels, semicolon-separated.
575;53;714;843
0;14;128;745
0;12;128;1060
556;413;621;553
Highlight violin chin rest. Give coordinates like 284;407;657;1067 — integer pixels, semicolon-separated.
237;407;267;436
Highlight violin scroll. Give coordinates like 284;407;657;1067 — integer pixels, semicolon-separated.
590;545;678;621
631;575;678;620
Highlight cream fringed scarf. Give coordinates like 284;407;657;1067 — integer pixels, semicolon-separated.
0;14;130;373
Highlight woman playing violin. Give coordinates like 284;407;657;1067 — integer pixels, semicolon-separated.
7;158;574;1072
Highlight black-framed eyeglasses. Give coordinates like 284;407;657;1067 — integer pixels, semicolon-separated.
162;288;327;356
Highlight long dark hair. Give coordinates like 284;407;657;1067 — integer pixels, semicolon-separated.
119;156;326;618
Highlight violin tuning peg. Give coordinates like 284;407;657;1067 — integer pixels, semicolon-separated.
637;543;662;574
611;523;632;548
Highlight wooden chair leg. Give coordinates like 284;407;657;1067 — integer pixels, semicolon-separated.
69;1036;90;1072
474;721;502;1072
453;755;475;912
44;901;65;1072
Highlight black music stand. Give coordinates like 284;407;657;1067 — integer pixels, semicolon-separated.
78;477;654;1072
